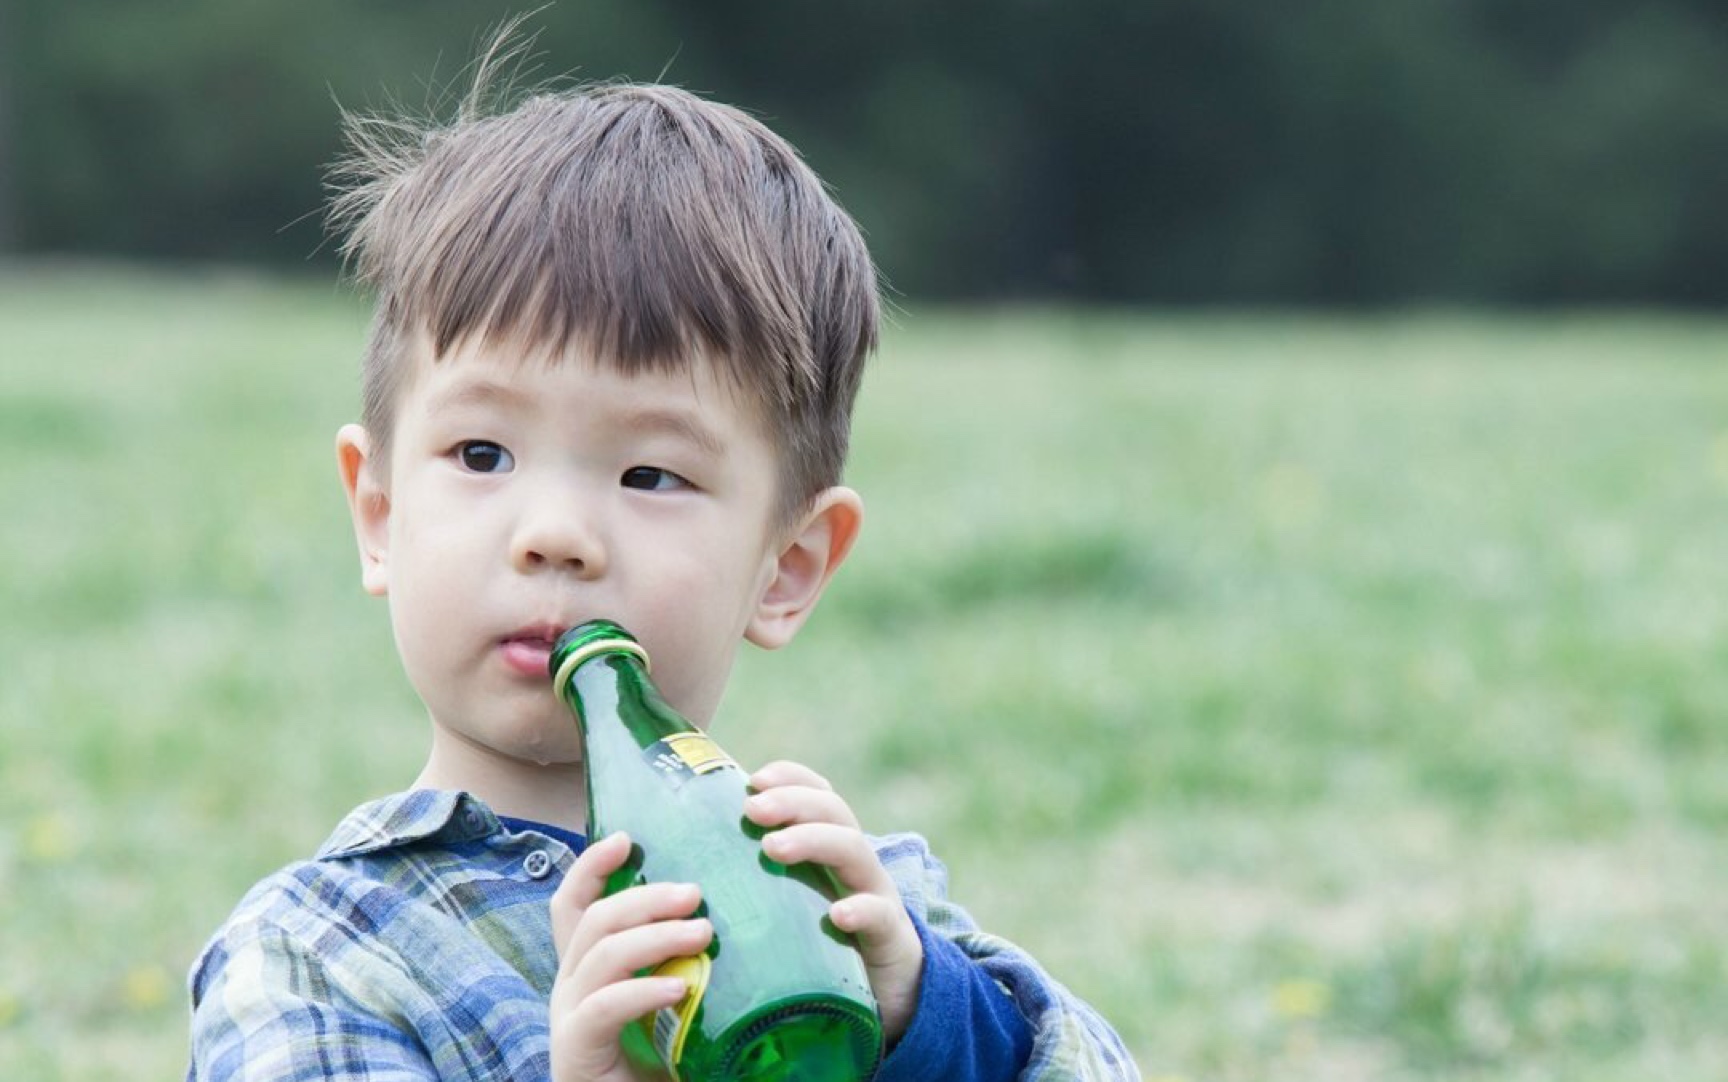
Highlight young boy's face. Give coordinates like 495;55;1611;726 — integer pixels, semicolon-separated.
339;334;798;772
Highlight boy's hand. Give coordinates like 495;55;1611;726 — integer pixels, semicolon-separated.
744;760;924;1043
548;832;710;1082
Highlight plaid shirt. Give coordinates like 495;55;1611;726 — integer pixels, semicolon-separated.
188;789;1138;1081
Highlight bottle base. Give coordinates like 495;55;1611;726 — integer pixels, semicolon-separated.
710;998;881;1082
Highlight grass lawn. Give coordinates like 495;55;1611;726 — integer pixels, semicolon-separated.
2;264;1726;1079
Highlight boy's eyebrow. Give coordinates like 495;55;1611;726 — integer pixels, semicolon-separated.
423;378;530;415
618;408;727;458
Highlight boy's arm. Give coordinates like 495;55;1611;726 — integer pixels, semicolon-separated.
874;832;1143;1082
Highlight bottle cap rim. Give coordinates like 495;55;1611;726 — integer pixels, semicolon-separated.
552;637;650;691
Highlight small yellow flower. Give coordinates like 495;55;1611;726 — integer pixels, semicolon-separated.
1272;978;1332;1019
122;965;172;1013
23;814;78;864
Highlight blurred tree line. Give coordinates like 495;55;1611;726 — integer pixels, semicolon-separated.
1;0;1725;304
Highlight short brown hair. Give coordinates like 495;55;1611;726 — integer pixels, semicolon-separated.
327;49;879;527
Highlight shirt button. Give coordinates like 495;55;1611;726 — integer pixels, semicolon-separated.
461;808;487;835
523;850;554;879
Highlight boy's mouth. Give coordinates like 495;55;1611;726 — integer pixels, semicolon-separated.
498;625;566;678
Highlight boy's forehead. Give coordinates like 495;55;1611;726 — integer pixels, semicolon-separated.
399;325;775;432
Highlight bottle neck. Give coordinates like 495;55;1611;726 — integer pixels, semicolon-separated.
563;651;696;751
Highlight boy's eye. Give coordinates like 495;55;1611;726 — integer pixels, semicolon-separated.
456;441;514;474
621;466;691;492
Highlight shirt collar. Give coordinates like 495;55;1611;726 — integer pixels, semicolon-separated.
315;789;504;860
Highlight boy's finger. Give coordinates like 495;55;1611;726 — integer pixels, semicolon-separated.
563;916;713;990
759;823;895;896
749;760;834;792
556;884;705;980
551;975;690;1075
744;786;859;830
549;831;634;949
830;893;919;957
826;893;924;1043
553;831;633;909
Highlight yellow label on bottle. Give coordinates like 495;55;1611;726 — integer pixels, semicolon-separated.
657;732;737;776
651;952;712;1077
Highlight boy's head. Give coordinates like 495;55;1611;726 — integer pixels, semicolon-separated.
328;67;880;765
331;77;879;531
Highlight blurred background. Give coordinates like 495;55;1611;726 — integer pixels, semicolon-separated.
5;0;1728;304
4;3;1728;1081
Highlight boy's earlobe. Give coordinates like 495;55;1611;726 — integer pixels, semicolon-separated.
746;487;864;651
336;424;391;597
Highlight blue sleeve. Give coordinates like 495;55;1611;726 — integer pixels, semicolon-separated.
875;909;1035;1082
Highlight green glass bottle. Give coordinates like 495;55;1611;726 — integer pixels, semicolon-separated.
550;620;882;1082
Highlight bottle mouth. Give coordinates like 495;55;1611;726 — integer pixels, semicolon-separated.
550;620;651;689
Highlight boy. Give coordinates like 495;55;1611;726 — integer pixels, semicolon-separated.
187;61;1138;1082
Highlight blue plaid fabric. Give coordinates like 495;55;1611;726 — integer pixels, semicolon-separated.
188;789;1139;1081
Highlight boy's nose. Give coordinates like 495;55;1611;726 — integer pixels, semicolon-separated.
511;506;607;579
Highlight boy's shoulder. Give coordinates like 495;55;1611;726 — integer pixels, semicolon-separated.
186;790;566;1076
188;790;548;995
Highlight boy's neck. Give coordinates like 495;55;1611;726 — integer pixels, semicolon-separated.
413;729;589;833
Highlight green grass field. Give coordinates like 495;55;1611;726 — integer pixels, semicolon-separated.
4;265;1727;1080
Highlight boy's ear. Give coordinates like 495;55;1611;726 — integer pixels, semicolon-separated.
336;424;391;597
746;486;864;651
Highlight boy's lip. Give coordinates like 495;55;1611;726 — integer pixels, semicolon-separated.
497;623;571;679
